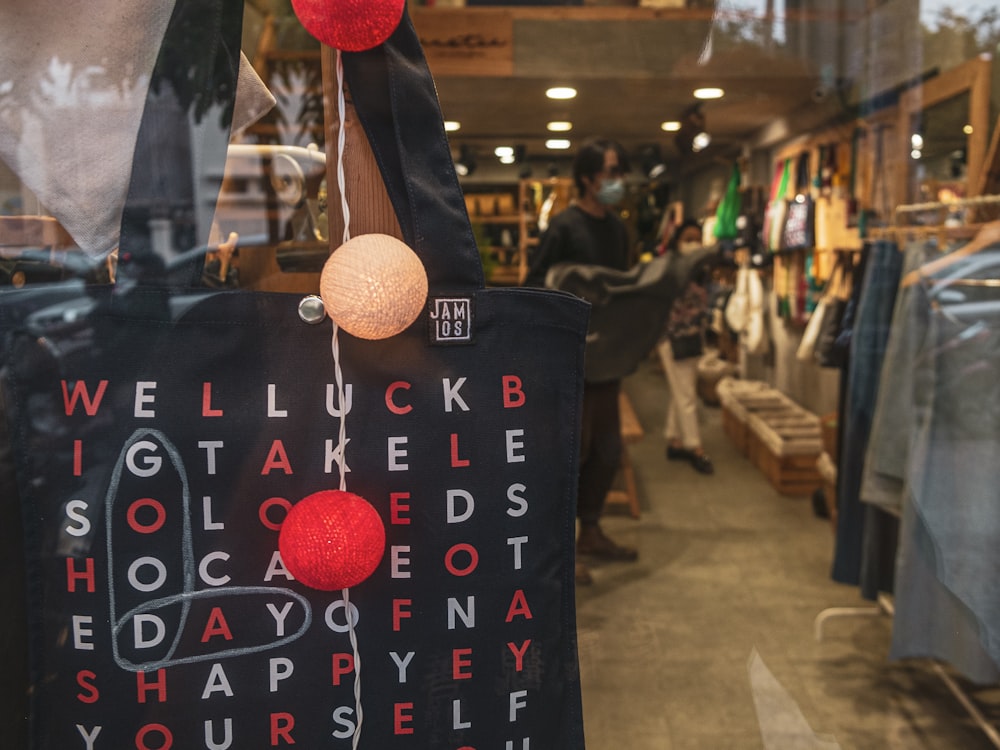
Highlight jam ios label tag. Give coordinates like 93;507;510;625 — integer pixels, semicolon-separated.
428;297;474;345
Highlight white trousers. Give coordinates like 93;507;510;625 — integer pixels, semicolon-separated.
657;339;702;449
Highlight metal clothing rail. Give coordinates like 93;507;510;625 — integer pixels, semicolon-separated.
814;595;1000;747
894;193;1000;217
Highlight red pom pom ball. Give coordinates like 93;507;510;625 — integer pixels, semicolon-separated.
279;490;386;591
291;0;405;52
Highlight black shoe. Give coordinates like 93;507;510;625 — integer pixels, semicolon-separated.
690;453;714;475
666;445;693;461
577;525;639;561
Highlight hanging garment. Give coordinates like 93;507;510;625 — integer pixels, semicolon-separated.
863;243;1000;683
745;266;769;354
831;240;902;590
543;247;716;384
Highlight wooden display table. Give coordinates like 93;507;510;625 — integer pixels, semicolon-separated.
606;391;644;519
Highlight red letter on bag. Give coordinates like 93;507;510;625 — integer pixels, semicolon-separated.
502;375;525;408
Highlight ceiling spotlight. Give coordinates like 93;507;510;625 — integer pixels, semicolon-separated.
495;146;515;159
910;133;924;150
963;124;974;135
456;144;477;177
499;154;516;164
545;139;572;150
444;121;461;132
547;121;573;132
546;86;577;100
693;87;724;100
692;132;712;152
661;121;682;132
911;149;922;160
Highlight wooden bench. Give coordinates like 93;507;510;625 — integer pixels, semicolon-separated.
606;391;644;519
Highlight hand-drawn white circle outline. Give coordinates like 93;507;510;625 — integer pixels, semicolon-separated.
106;428;313;673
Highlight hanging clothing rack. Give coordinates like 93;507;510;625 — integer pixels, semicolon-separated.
816;200;1000;744
893;193;1000;218
864;194;1000;242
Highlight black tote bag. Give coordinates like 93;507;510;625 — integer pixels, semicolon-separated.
781;152;815;252
0;5;589;749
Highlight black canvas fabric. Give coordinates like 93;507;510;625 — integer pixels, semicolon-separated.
0;5;589;749
544;247;716;383
781;153;815;252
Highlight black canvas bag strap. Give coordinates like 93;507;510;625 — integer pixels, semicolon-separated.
342;9;484;294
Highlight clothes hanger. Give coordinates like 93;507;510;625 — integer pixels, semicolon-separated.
900;219;1000;287
925;247;1000;296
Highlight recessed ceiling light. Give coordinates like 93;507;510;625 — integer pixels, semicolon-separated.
546;86;577;100
494;146;515;158
499;154;517;164
692;132;712;152
693;87;724;100
963;124;974;135
661;121;682;132
546;139;572;150
547;121;573;132
444;121;461;132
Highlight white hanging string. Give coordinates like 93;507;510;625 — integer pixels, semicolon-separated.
333;48;363;750
336;51;352;248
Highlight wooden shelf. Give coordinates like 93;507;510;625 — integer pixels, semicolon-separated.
470;215;520;225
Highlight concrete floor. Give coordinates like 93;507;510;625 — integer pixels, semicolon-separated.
575;359;1000;750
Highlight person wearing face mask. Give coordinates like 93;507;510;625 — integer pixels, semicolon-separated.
656;218;715;475
526;137;637;585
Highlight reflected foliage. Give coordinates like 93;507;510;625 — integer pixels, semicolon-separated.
924;5;1000;56
151;2;241;125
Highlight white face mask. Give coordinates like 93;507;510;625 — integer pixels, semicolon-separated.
596;178;625;206
678;241;702;255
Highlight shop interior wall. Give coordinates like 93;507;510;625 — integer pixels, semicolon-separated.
684;0;1000;419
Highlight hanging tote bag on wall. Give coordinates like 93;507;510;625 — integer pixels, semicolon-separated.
725;261;751;333
815;256;854;367
0;5;590;749
796;260;844;362
764;158;792;252
781;151;816;252
795;294;828;361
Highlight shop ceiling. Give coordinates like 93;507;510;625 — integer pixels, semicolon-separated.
410;6;848;172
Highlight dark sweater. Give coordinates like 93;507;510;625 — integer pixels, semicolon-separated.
526;204;630;286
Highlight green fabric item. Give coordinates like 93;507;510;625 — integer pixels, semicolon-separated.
777;158;792;201
714;163;742;240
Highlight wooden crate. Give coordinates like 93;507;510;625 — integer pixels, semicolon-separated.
821;412;839;463
721;402;747;454
817;452;837;531
748;412;823;497
748;414;815;464
722;396;790;458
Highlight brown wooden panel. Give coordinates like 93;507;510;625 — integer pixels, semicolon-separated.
411;8;514;77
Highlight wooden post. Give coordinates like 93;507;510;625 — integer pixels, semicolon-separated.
321;46;403;246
